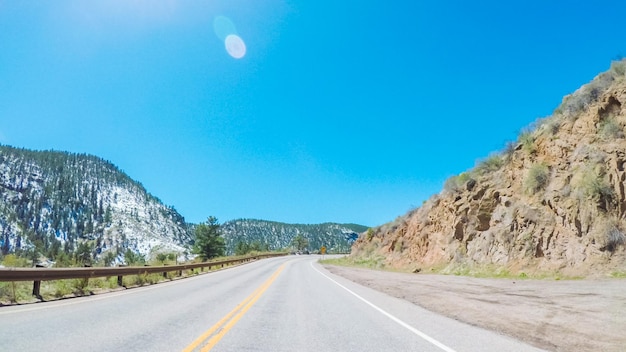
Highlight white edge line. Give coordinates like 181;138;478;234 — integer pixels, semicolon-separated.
311;260;457;352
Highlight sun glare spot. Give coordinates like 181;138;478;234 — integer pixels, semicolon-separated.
225;34;246;59
213;15;236;41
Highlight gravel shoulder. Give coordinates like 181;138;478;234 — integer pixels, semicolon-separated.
323;264;626;352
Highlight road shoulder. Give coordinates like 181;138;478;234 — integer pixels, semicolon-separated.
323;264;626;352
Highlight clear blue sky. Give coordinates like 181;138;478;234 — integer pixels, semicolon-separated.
1;1;626;227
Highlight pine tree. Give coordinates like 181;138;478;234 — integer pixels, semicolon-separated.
193;217;225;260
235;241;250;255
75;242;93;266
292;234;309;251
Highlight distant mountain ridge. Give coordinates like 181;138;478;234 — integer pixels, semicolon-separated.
0;145;192;264
220;219;367;254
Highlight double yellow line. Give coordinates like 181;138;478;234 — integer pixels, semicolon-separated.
183;264;285;352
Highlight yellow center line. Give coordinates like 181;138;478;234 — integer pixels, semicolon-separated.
182;264;285;352
182;276;269;352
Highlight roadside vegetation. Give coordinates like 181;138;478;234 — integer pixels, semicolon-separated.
321;256;588;280
0;216;285;305
320;255;387;270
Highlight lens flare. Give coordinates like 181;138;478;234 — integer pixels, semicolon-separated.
213;15;236;41
225;34;246;59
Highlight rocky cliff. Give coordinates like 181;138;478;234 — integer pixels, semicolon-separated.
352;60;626;276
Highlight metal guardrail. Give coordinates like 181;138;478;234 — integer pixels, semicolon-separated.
0;252;287;298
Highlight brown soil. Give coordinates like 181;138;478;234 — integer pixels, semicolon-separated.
324;264;626;352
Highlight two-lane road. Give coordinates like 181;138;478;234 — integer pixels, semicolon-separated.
0;256;545;351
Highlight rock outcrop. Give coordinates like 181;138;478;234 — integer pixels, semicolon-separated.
352;61;626;276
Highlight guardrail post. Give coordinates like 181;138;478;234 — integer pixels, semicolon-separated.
117;264;126;287
32;264;44;299
32;280;41;298
163;264;168;279
82;264;91;288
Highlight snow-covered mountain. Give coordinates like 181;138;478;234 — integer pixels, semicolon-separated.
220;219;367;254
0;145;192;264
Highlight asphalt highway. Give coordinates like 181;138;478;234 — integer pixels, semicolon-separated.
0;256;545;351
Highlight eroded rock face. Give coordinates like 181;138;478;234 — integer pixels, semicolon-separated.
352;66;626;276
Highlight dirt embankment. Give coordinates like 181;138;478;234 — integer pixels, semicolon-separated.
325;264;626;352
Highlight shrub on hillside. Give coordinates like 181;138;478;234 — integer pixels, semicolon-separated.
524;163;549;194
1;254;30;267
475;154;505;174
502;141;516;160
444;172;475;193
553;60;626;119
572;165;614;204
604;225;626;252
599;119;624;140
541;117;561;135
594;219;626;253
610;59;626;76
519;130;536;155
